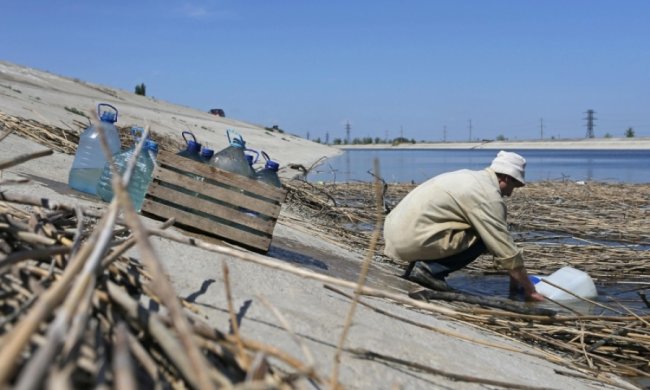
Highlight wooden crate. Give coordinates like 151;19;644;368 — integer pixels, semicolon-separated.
141;151;287;253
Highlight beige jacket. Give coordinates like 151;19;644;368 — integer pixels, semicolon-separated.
383;168;524;270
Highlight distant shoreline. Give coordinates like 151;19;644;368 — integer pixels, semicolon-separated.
335;137;650;150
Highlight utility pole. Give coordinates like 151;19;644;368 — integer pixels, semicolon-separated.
443;125;447;142
585;109;596;138
468;119;472;141
345;121;351;144
325;132;329;145
306;131;310;140
400;126;404;139
540;118;544;140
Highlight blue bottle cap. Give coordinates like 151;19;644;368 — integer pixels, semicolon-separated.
145;140;159;153
201;147;214;159
265;160;280;171
529;275;541;284
245;154;254;165
100;111;117;123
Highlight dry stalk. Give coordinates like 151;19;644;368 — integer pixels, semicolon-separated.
223;262;250;369
331;159;384;390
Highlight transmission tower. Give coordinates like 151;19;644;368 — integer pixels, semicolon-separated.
585;109;596;138
345;121;351;144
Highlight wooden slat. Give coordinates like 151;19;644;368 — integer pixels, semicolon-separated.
141;199;271;252
141;151;286;252
152;168;281;218
156;151;286;203
145;183;275;233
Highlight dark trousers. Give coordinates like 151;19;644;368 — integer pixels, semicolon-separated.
405;239;487;280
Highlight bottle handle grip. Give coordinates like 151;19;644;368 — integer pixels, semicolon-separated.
226;129;244;145
181;131;196;145
97;103;118;121
245;148;260;163
261;151;271;162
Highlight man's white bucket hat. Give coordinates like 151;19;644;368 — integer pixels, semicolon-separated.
490;150;526;186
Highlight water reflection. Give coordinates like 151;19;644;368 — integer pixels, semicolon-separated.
448;272;650;316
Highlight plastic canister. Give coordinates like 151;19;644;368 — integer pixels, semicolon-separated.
68;103;122;195
531;266;598;301
96;130;158;212
210;129;255;177
255;151;282;188
200;147;214;163
245;154;255;168
177;131;203;162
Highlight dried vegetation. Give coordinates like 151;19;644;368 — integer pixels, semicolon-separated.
1;111;650;387
282;167;650;381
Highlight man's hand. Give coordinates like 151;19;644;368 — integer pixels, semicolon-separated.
527;292;545;302
508;267;544;301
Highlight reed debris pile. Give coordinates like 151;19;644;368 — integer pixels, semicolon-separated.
0;111;182;155
284;179;650;280
0;135;318;388
284;178;650;379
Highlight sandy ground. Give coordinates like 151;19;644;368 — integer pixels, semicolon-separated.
0;61;639;389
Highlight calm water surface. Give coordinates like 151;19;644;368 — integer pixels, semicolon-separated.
309;149;650;184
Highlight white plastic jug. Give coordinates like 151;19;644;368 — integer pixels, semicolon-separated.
531;266;598;301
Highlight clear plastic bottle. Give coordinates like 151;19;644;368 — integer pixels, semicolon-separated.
96;132;158;212
210;130;255;177
255;152;282;188
68;103;122;195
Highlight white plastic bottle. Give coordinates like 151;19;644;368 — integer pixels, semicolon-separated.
68;103;122;195
532;266;598;300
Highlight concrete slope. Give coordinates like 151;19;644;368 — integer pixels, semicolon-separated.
0;60;340;177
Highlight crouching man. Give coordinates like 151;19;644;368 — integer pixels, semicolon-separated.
383;150;544;301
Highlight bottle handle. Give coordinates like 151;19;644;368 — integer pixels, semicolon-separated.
245;148;260;164
181;131;196;145
226;129;244;145
97;103;118;121
261;151;271;162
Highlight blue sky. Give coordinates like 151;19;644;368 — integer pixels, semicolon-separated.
2;1;649;142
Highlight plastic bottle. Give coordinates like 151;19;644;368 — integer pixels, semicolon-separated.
68;103;122;195
200;147;214;163
245;154;255;168
96;129;158;212
530;266;598;301
255;151;282;188
209;129;255;177
177;131;203;162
